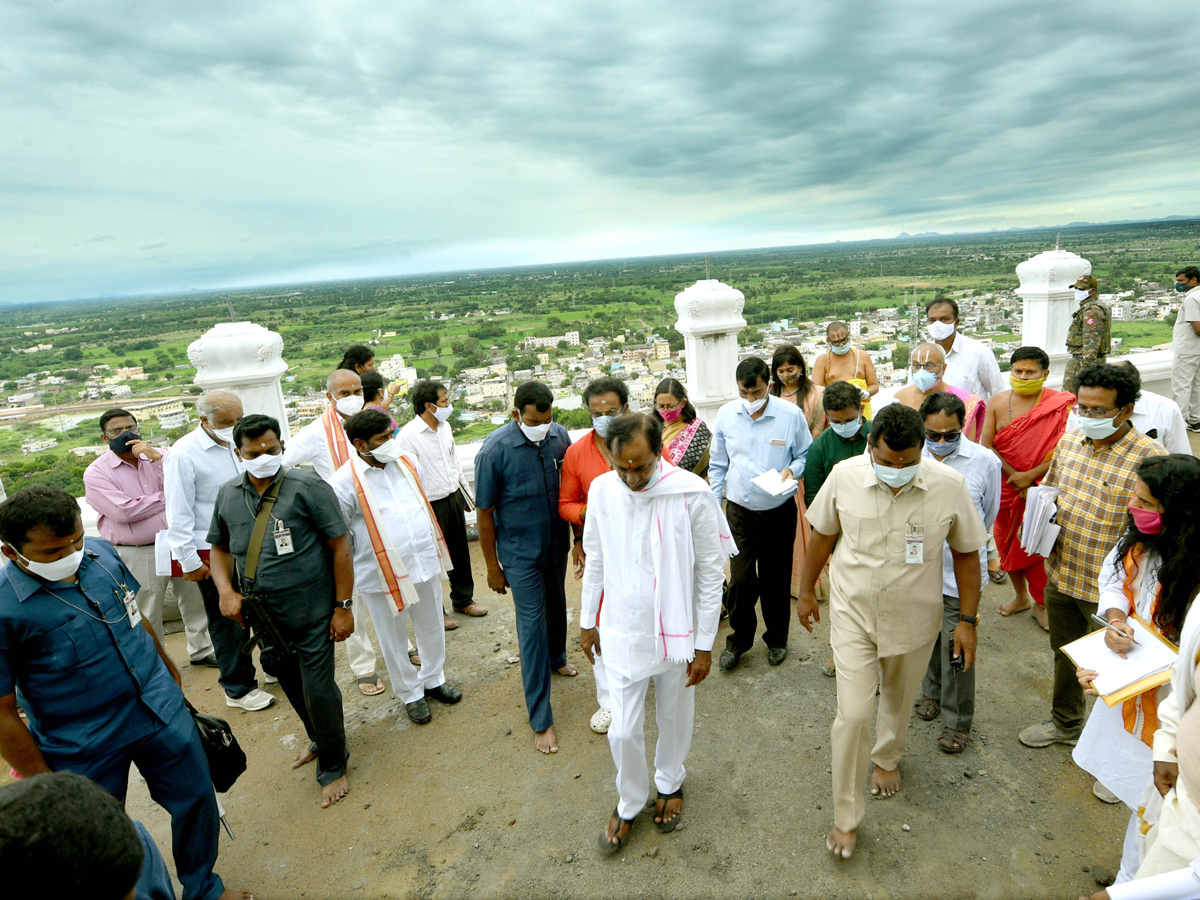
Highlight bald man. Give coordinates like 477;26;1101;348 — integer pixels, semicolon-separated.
892;344;987;442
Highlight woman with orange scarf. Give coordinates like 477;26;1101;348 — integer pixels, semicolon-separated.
1074;455;1200;888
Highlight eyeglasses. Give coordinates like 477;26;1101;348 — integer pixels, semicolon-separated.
655;403;681;411
910;362;943;373
828;337;849;346
1072;405;1118;419
104;428;140;438
925;430;962;442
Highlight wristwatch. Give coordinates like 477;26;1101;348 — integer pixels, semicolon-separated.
337;598;353;610
959;614;978;626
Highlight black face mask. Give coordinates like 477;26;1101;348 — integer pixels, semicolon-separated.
108;430;140;454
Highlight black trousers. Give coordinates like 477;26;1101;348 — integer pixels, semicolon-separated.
270;613;348;787
724;499;798;652
431;490;475;609
197;576;259;699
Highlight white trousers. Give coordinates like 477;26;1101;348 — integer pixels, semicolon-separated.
342;593;377;678
114;544;212;661
1172;352;1200;423
1116;808;1143;885
360;580;446;704
607;663;694;821
593;653;611;710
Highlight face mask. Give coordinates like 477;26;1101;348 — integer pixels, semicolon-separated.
210;425;236;445
831;343;852;356
518;421;552;444
108;430;140;454
240;452;282;479
926;436;961;458
829;417;861;439
912;368;940;393
1076;414;1122;441
660;407;683;423
17;547;85;582
370;438;403;464
334;395;365;417
928;320;956;341
1074;288;1092;303
741;397;767;415
1129;503;1163;535
433;404;454;423
591;415;615;438
1177;282;1191;293
623;460;663;493
1010;374;1046;396
873;459;920;489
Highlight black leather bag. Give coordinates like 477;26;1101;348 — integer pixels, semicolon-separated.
186;700;247;792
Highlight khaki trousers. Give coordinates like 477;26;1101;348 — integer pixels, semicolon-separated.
830;614;937;833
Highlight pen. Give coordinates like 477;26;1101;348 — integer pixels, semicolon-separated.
1091;613;1141;647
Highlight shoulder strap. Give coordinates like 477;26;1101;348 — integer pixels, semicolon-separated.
244;473;285;585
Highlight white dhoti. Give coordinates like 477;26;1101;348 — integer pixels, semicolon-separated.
360;579;446;704
592;652;611;710
607;662;694;821
342;593;378;679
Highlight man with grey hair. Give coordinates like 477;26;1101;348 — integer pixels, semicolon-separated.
283;368;384;695
164;389;275;711
891;343;986;441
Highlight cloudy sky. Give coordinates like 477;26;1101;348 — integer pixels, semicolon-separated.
3;1;1199;303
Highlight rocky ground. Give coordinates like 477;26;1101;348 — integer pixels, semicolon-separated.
31;547;1133;899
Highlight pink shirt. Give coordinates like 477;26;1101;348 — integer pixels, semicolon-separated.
83;449;168;546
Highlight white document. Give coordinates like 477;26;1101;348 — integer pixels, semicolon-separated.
1020;484;1060;556
751;468;798;497
1061;617;1177;698
154;530;174;576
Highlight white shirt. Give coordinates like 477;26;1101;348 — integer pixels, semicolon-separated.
163;424;244;573
330;457;441;595
1065;390;1191;455
396;415;471;502
283;412;345;482
579;471;725;680
922;438;1002;598
942;332;1005;400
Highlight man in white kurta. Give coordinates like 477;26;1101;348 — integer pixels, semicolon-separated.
580;415;731;850
330;410;461;725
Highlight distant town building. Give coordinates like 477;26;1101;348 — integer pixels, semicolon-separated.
21;438;58;454
522;330;580;350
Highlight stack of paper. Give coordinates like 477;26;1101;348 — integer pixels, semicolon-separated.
1020;484;1060;558
751;468;798;497
1062;615;1178;706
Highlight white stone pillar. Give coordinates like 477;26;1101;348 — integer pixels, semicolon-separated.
187;321;291;439
1015;249;1091;382
674;279;747;425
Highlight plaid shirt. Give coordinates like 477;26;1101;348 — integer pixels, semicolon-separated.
1044;426;1166;602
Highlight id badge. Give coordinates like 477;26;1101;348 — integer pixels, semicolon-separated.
122;588;142;628
904;524;924;565
273;520;295;555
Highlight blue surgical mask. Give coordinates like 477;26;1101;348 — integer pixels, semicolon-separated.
912;369;939;393
926;436;961;457
592;415;615;438
831;343;851;356
1177;282;1191;293
873;460;920;489
1076;415;1122;441
830;418;861;439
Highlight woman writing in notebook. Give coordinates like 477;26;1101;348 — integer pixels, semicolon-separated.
1075;454;1200;890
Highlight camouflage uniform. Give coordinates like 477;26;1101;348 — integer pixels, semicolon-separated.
1063;275;1111;395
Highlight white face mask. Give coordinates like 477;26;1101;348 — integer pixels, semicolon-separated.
829;417;861;439
872;454;920;489
1074;288;1092;303
209;424;236;445
17;547;85;582
741;396;767;415
241;452;282;479
1076;415;1122;441
927;320;956;341
370;438;403;464
519;421;552;443
433;403;454;423
334;395;365;417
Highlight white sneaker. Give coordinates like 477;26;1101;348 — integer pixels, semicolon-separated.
226;688;275;711
590;708;613;734
263;674;279;685
1093;780;1121;804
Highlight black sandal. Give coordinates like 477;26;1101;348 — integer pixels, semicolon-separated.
654;787;684;833
598;806;636;855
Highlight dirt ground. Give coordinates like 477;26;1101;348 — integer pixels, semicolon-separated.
105;545;1129;900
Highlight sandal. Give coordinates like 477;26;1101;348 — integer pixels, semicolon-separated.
938;727;969;754
654;787;683;833
357;675;385;696
914;696;940;721
598;806;636;855
408;649;422;667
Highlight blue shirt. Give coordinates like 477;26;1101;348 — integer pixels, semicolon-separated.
709;396;813;511
474;420;571;568
0;538;184;760
922;439;1002;598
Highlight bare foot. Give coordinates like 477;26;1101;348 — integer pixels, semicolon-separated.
870;766;901;797
604;812;632;847
291;746;317;769
826;827;857;859
997;597;1032;616
654;794;683;827
1031;604;1049;631
534;725;558;754
555;664;578;677
321;775;349;809
218;890;255;900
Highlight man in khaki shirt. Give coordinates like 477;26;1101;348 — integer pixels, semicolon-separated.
798;404;988;860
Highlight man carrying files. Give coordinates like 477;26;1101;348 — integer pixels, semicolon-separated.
1019;364;1166;751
